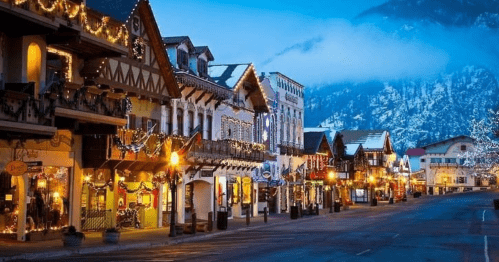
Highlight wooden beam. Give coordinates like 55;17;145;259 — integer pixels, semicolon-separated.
204;94;215;106
184;88;197;100
195;91;207;104
212;165;221;172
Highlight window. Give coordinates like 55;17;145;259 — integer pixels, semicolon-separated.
461;145;467;151
445;158;456;163
177;50;189;70
457;177;467;184
459;158;466;165
27;42;42;96
430;158;442;163
198;113;204;138
165;106;172;135
128;114;136;130
420;158;426;162
198;59;208;77
188;111;194;135
147;119;153;131
177;108;184;136
206;115;213;140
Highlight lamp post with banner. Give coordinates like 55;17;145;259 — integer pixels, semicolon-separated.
168;151;179;237
328;171;336;213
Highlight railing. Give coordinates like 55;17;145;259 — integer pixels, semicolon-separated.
0;89;51;126
81;209;111;231
171;137;265;162
46;81;127;118
0;0;128;48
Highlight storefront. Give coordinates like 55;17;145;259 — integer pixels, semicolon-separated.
0;130;76;241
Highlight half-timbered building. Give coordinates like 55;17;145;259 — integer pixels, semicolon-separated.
209;63;269;219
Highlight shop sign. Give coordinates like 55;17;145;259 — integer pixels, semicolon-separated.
5;161;28;176
25;161;43;167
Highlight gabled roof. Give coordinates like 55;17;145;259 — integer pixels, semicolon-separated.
345;143;361;156
86;0;139;23
209;63;270;113
421;135;473;154
304;127;338;144
194;46;214;61
163;36;195;52
303;132;333;155
341;130;393;153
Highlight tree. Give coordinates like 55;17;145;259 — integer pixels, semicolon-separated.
460;110;499;181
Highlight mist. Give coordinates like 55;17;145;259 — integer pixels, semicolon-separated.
259;18;499;87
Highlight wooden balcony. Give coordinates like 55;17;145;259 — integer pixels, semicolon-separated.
171;137;266;164
0;0;128;57
278;142;303;156
0;88;56;136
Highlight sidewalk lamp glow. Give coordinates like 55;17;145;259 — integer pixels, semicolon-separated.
369;175;375;184
328;171;335;181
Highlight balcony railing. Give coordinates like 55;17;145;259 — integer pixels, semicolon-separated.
278;141;303;156
0;0;128;48
172;137;265;163
0;89;51;126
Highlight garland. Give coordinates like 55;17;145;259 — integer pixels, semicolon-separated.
118;180;156;194
84;179;113;191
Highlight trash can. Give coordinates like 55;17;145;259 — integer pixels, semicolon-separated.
371;198;377;206
290;206;299;219
334;202;341;212
217;207;228;230
494;199;499;210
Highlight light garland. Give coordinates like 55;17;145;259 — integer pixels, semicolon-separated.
47;47;72;82
12;0;128;46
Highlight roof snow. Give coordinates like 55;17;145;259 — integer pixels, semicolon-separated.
345;144;360;156
209;64;251;89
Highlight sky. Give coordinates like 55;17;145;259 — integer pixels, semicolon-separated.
149;0;452;87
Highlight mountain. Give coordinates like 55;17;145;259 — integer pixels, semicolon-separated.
304;0;499;156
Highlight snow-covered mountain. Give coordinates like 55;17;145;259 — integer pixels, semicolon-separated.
304;0;499;156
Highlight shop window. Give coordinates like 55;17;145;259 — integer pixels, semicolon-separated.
185;184;193;213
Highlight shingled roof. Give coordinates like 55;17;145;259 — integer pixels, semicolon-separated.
303;131;333;155
195;46;214;61
341;130;393;153
163;36;195;51
86;0;139;23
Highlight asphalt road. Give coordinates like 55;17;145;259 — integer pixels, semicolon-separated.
43;190;499;262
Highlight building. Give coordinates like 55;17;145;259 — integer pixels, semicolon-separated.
0;0;182;241
341;130;395;203
259;72;304;214
418;135;490;195
162;36;233;225
209;63;269;219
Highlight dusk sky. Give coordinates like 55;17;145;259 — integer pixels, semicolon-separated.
150;0;452;86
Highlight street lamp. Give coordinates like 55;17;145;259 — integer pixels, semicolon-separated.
328;171;335;213
369;175;375;206
169;151;179;237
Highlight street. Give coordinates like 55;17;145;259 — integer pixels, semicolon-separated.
43;191;499;262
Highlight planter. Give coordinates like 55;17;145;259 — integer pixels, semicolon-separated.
62;234;84;247
102;231;120;244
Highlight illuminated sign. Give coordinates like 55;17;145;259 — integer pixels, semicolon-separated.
5;161;28;176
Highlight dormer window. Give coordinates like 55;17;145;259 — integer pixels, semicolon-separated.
178;49;189;70
198;59;208;77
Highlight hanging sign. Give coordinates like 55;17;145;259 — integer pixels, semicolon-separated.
5;161;28;176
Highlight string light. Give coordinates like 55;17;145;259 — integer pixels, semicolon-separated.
47;47;72;82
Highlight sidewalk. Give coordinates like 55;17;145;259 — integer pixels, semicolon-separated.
0;197;424;262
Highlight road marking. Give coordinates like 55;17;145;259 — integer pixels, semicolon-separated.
392;234;399;239
483;210;486;222
356;249;371;256
485;235;489;262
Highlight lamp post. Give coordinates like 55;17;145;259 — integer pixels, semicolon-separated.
169;152;179;237
328;171;335;213
369;175;375;206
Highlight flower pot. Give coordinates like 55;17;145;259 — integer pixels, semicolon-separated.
102;231;120;244
62;234;84;247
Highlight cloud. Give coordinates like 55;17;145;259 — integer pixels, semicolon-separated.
258;20;454;86
262;36;324;65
